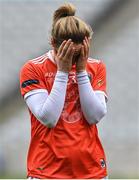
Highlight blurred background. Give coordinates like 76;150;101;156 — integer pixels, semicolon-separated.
0;0;139;178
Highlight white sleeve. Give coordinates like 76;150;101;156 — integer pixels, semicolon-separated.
77;71;107;124
25;71;68;128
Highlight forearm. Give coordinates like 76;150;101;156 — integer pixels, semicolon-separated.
25;71;68;127
77;71;107;124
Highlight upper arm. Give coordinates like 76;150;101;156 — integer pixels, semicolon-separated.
20;62;46;99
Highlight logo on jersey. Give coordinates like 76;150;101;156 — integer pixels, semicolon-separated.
45;72;56;78
36;167;44;170
21;79;39;88
68;71;77;84
100;158;106;168
97;79;103;87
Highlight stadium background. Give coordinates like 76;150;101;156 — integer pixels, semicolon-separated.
0;0;138;178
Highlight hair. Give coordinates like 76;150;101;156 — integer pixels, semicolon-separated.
51;3;93;48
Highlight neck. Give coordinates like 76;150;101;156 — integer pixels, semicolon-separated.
51;50;56;64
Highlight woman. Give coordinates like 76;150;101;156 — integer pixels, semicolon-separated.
20;3;108;179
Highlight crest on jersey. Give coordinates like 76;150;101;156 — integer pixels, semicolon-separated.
97;79;104;87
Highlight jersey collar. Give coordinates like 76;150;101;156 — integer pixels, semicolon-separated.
47;50;56;64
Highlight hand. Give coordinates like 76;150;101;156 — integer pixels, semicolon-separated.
76;37;90;73
54;39;75;73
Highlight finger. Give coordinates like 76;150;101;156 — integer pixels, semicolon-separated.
57;40;67;55
85;37;90;53
83;39;88;57
64;42;74;57
70;47;75;60
84;37;90;57
85;36;90;50
61;39;72;56
81;45;85;58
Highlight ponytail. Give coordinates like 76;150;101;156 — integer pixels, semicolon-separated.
51;3;93;48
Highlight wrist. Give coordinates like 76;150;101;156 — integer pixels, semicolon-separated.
57;63;72;73
57;67;70;73
76;65;86;73
76;63;86;73
76;69;86;73
76;70;88;76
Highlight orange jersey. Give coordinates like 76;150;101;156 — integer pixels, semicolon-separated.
20;50;108;179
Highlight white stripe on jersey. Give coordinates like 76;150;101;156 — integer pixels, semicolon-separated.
33;59;48;64
30;54;48;64
88;58;100;64
47;50;56;64
29;55;44;61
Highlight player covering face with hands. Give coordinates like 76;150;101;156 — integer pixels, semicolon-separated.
53;37;90;73
20;3;108;179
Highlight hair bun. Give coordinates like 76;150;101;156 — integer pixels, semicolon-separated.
53;3;76;23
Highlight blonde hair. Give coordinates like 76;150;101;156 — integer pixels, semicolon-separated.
51;3;93;48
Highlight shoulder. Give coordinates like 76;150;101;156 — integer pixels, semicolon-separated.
29;53;49;65
87;57;106;72
87;57;101;64
87;57;105;66
20;53;50;74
